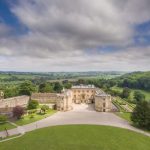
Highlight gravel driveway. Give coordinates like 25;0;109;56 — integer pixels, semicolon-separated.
0;104;150;138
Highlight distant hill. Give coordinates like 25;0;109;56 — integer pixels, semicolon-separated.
114;71;150;91
119;71;150;79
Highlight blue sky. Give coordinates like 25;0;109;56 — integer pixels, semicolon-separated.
0;0;28;35
0;0;150;72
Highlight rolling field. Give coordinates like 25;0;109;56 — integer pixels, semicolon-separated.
0;125;150;150
111;86;150;101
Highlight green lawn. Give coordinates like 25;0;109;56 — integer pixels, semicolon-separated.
14;109;57;126
0;122;16;132
130;89;150;101
115;112;132;122
0;125;150;150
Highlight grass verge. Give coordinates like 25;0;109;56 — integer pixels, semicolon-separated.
0;122;16;132
14;109;57;126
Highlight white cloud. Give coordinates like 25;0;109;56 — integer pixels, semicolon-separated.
0;46;150;72
0;0;150;71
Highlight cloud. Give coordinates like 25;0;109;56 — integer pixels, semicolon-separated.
0;0;150;71
0;23;12;37
0;46;150;72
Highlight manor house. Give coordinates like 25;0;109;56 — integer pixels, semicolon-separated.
32;85;112;112
0;85;112;113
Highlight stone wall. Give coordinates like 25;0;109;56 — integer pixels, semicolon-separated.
31;93;58;104
0;96;30;113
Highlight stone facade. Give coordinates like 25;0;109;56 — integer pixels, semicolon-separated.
31;85;112;112
0;85;112;113
0;96;30;113
72;85;112;112
56;90;73;111
95;94;111;112
72;85;95;104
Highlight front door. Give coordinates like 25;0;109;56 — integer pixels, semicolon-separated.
81;94;85;103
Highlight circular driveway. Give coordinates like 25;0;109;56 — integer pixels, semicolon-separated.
0;104;150;137
24;104;150;136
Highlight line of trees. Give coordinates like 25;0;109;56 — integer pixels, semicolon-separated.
1;80;72;98
118;77;150;91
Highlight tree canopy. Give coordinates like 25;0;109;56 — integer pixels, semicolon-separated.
134;91;145;102
131;100;150;130
19;80;37;96
39;82;53;93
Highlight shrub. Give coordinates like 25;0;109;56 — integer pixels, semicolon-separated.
41;105;49;114
28;100;39;110
0;115;7;124
13;106;25;119
28;109;37;114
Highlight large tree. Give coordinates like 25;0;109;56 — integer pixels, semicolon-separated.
121;87;131;99
39;83;53;93
63;82;72;89
134;91;145;102
53;82;63;93
19;80;37;96
4;87;19;98
131;101;150;130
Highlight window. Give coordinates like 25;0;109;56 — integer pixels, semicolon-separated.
103;103;105;107
103;109;105;112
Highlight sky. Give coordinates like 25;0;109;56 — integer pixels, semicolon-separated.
0;0;150;72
